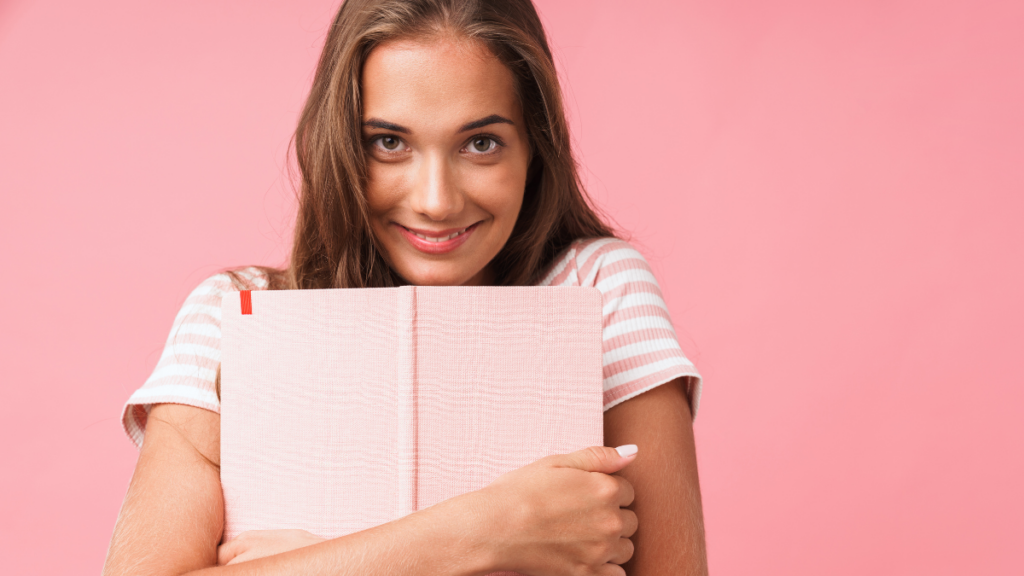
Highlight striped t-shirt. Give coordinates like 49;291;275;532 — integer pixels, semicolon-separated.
122;237;702;448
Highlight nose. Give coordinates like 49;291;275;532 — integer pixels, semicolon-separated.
409;151;464;221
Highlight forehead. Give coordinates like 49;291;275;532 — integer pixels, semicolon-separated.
361;36;521;128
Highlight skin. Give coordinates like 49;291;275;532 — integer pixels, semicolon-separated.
360;35;530;287
102;35;707;576
604;378;708;575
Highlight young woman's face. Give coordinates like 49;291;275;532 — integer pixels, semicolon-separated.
361;36;531;286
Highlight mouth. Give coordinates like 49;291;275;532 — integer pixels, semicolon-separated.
404;224;473;242
395;222;480;254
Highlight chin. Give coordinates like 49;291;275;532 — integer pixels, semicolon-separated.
397;264;475;287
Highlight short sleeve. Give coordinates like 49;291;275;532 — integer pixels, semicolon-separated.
121;267;268;448
569;238;703;418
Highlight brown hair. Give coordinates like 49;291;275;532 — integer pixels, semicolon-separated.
234;0;614;293
217;0;619;396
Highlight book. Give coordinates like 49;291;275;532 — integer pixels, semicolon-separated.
220;285;604;574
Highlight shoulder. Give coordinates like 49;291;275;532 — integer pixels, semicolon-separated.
189;266;272;297
180;266;271;308
537;237;656;290
120;266;271;449
573;237;655;290
562;240;702;417
164;267;271;329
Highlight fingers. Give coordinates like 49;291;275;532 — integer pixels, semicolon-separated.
217;538;239;566
216;530;262;566
619;508;638;538
598;562;628;576
612;474;635;507
556;445;637;474
606;536;635;567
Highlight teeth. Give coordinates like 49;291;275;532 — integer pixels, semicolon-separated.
411;227;468;242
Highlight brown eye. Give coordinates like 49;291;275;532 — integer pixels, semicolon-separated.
470;137;495;153
380;136;400;150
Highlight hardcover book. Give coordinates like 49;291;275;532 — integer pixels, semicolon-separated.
220;286;604;575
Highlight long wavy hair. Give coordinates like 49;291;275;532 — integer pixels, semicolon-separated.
233;0;614;292
216;0;618;396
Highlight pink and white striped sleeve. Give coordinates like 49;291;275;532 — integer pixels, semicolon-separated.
121;268;268;448
574;238;703;418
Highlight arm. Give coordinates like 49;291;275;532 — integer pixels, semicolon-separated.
603;377;708;576
102;403;496;576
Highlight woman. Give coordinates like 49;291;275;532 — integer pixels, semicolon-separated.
103;0;707;574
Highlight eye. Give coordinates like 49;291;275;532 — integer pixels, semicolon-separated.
370;135;407;153
464;136;500;155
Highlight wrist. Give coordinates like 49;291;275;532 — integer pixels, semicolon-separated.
415;487;503;576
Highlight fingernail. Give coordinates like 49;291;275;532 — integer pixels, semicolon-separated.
615;444;638;458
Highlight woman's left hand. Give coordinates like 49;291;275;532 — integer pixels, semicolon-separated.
217;529;326;565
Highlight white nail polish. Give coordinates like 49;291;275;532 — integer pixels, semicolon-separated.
615;444;638;458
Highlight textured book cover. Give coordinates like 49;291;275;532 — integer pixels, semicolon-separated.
220;286;604;574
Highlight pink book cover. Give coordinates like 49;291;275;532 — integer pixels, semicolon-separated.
220;286;604;575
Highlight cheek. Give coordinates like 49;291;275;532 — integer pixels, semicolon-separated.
364;164;408;216
462;164;527;224
492;170;526;232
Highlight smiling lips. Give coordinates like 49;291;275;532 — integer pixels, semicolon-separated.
397;222;479;254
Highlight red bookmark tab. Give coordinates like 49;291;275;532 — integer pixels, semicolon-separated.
240;290;252;315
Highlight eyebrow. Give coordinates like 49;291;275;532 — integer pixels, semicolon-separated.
363;119;409;133
362;114;515;134
458;114;515;132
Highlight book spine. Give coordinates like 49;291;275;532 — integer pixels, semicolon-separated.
396;286;418;516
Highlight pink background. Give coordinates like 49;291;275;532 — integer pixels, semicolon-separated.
1;0;1021;573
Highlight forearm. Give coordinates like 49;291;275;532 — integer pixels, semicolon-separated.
186;491;497;576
